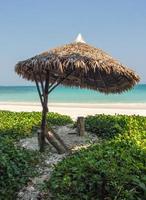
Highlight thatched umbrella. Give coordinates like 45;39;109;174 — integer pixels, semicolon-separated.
15;34;140;152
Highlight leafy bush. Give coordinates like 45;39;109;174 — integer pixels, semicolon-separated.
85;114;146;139
0;111;73;139
49;115;146;200
47;112;73;127
49;134;146;199
0;111;73;200
0;136;40;200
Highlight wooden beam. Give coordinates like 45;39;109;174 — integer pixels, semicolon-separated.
48;70;74;94
49;127;69;151
40;79;45;98
33;73;44;107
49;77;59;89
37;66;46;100
45;131;67;154
45;71;50;110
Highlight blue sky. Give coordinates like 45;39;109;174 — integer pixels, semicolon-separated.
0;0;146;85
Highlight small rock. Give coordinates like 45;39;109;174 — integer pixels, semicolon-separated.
19;137;39;151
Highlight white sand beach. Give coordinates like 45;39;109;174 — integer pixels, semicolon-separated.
0;102;146;120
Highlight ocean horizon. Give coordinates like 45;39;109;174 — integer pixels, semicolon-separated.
0;84;145;104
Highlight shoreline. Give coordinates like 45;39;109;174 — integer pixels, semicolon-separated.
0;102;146;119
1;101;146;108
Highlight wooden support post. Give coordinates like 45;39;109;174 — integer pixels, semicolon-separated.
77;117;85;136
40;107;47;152
45;131;67;154
34;70;75;153
49;127;69;151
39;72;49;152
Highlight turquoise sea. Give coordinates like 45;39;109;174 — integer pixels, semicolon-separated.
0;84;145;103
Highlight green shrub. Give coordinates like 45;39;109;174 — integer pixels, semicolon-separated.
47;112;73;126
85;114;146;139
0;136;40;200
0;111;73;139
49;114;146;200
49;132;146;200
0;111;73;199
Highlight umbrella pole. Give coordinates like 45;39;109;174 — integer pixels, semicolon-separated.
40;74;49;152
40;106;48;152
40;108;47;152
35;72;73;153
39;73;67;153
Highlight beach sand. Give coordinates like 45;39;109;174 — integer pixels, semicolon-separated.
0;102;146;120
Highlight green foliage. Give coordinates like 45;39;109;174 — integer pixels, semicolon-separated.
85;114;146;139
49;114;146;200
0;111;73;140
47;112;73;127
0;136;40;200
0;111;73;200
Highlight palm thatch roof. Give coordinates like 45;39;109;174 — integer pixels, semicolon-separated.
15;34;140;93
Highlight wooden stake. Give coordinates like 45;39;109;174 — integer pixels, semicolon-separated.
77;117;85;136
33;73;44;107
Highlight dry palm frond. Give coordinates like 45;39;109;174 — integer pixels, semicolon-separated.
15;39;140;94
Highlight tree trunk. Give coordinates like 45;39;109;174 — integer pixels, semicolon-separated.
39;107;47;152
